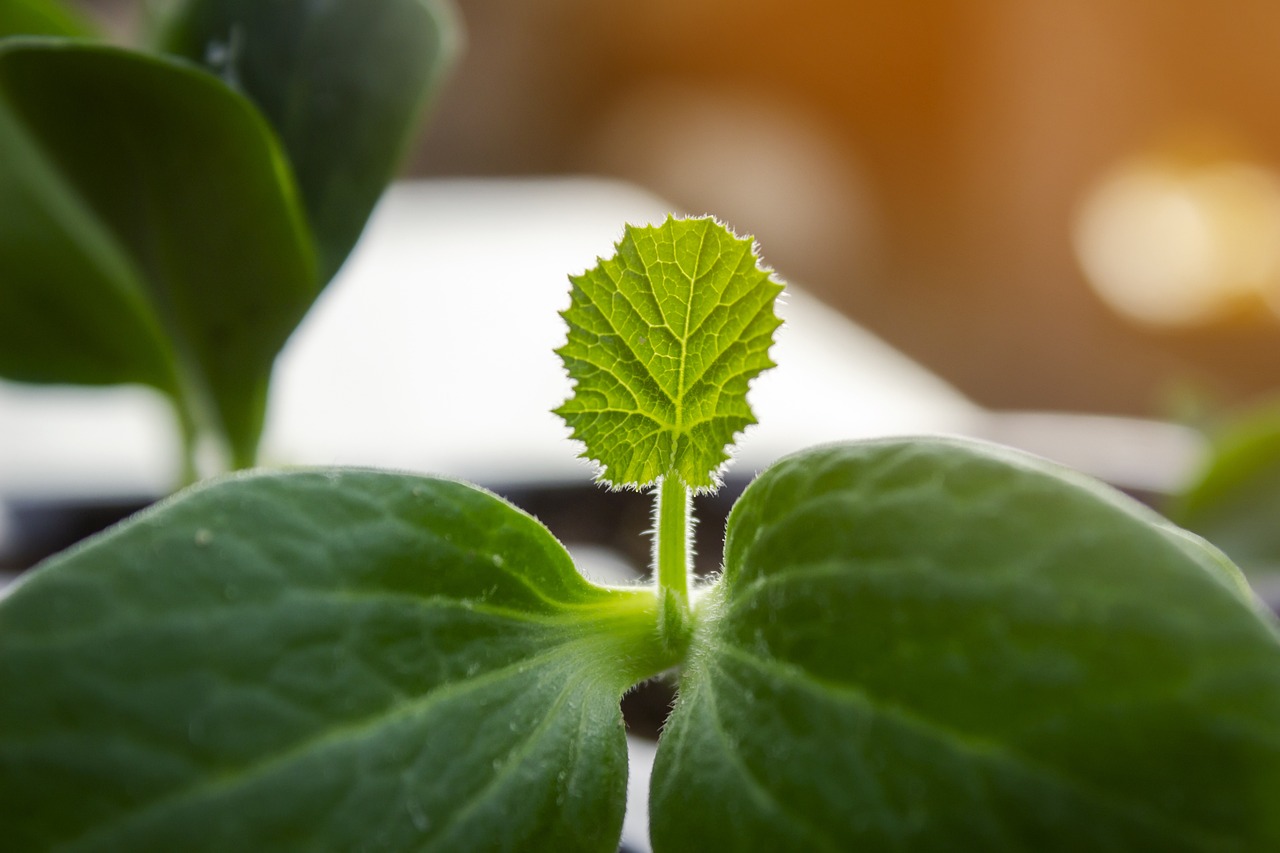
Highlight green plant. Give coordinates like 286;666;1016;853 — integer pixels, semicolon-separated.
3;217;1280;851
1171;398;1280;579
0;0;457;478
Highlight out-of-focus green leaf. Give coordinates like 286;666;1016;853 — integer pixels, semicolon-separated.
1171;400;1280;576
156;0;461;282
0;0;95;39
0;469;674;851
0;40;317;468
0;100;178;391
651;437;1280;851
555;216;783;490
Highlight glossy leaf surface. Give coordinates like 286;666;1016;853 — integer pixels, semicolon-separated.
652;437;1280;851
0;40;317;466
157;0;460;281
0;470;672;851
556;216;783;490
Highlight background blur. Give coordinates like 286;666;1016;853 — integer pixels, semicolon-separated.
77;0;1280;419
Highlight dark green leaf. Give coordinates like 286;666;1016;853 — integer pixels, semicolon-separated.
0;469;673;851
156;0;461;282
0;99;178;391
652;437;1280;851
1171;400;1280;576
555;216;783;490
0;40;318;467
0;0;95;39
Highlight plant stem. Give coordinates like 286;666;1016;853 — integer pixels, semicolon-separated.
654;474;692;647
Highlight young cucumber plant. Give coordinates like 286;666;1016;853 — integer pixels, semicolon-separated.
0;0;457;477
3;218;1280;851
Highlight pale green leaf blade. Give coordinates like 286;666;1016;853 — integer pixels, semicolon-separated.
155;0;460;282
0;40;318;467
0;470;673;851
651;438;1280;851
555;216;783;490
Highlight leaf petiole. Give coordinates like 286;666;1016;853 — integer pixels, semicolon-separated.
654;474;693;648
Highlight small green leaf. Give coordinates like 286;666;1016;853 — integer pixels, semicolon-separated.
0;0;95;39
0;40;318;468
1171;399;1280;577
555;216;783;490
0;470;674;851
155;0;460;282
651;438;1280;850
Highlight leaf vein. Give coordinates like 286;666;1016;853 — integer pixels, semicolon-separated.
61;643;591;848
715;644;1233;847
696;668;848;851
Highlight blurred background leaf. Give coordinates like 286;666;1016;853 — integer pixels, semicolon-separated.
155;0;461;282
0;41;317;470
0;0;95;39
1171;400;1280;577
0;0;458;475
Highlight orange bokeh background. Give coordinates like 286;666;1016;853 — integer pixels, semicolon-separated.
81;0;1280;417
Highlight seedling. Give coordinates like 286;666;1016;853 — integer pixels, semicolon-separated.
2;218;1279;851
0;0;457;477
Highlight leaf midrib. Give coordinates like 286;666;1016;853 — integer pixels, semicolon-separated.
2;584;650;652
672;220;708;435
57;637;606;850
695;661;848;852
425;671;593;846
709;642;1236;848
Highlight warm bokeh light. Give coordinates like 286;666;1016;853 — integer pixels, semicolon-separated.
61;0;1280;411
1075;157;1280;327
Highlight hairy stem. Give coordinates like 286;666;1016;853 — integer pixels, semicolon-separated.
654;474;692;647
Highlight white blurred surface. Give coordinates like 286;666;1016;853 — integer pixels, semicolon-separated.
624;736;658;853
262;177;982;485
0;177;982;499
0;383;180;499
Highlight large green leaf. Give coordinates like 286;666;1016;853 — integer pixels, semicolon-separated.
156;0;460;282
1171;400;1280;576
0;469;674;851
0;0;94;39
556;216;783;490
651;437;1280;850
0;40;318;468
